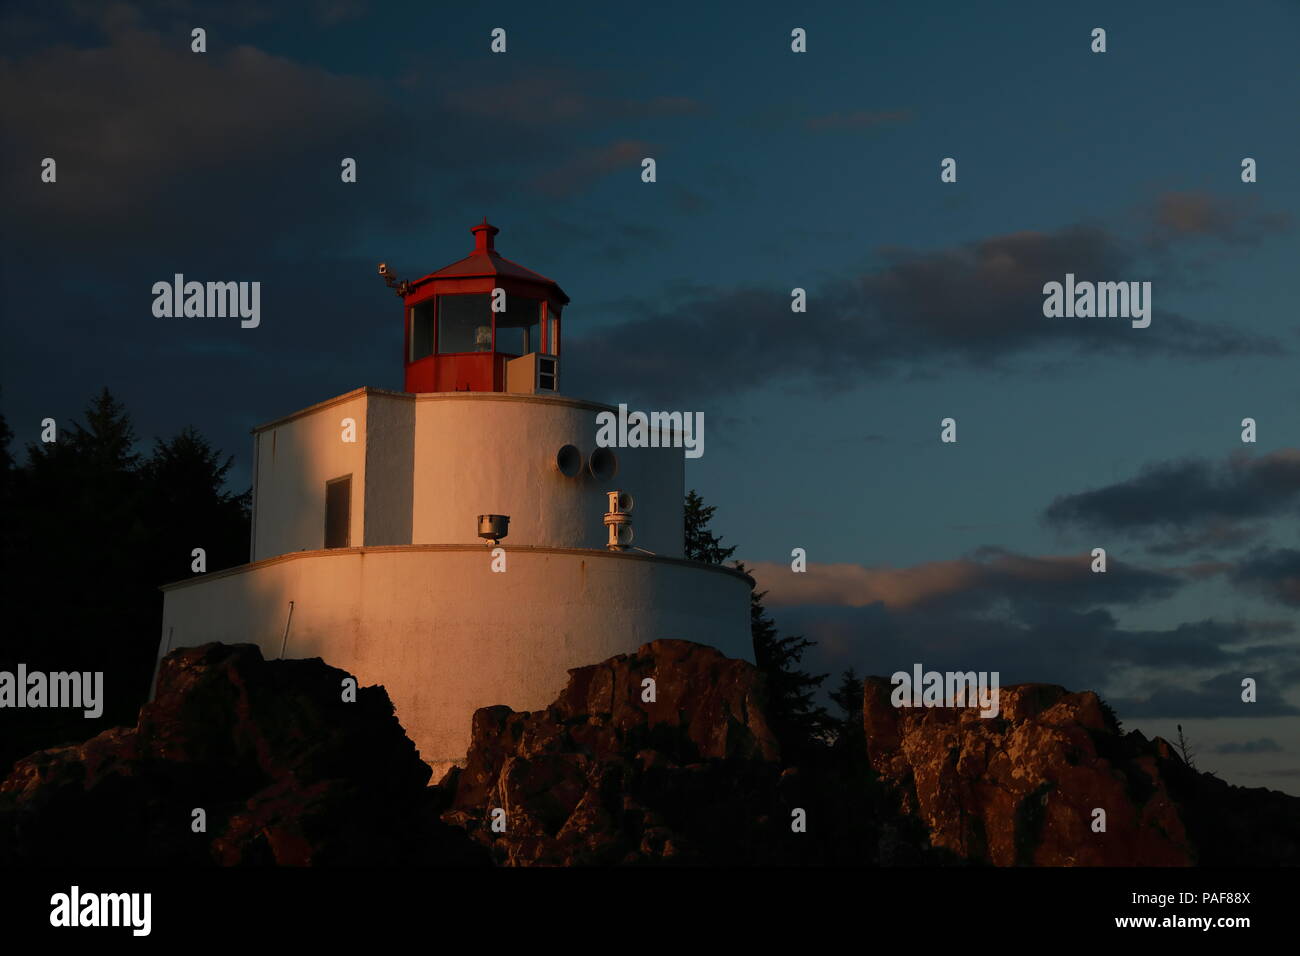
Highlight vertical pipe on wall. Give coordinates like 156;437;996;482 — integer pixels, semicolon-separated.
279;600;295;659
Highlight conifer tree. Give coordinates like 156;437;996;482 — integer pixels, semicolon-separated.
0;405;13;475
684;489;829;758
67;387;140;472
683;489;736;565
829;667;866;753
739;560;831;757
0;389;250;775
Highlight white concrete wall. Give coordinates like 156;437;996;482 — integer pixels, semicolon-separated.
251;392;369;561
250;390;686;562
363;392;415;546
411;394;684;557
158;546;753;773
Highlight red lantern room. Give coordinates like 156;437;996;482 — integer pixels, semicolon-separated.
398;220;569;394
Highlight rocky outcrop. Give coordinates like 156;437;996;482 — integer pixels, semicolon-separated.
442;639;779;864
1139;739;1300;867
4;639;1295;867
861;678;1300;866
442;639;942;865
0;643;487;866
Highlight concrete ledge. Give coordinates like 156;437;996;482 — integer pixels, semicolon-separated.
162;543;754;592
252;386;618;433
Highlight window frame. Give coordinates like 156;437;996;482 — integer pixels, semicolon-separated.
546;302;561;357
324;474;352;549
408;300;436;362
434;293;495;356
492;295;542;358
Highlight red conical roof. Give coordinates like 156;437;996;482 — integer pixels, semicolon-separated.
410;219;570;303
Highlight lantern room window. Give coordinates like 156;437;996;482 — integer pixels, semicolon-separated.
494;296;541;356
437;293;492;354
409;300;434;360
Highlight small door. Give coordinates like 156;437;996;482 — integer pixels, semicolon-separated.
324;475;352;548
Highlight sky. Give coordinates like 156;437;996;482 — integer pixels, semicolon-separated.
2;0;1298;791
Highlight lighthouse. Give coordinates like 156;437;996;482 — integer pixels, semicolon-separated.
155;221;754;776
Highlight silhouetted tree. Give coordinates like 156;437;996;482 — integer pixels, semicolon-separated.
682;489;830;759
739;560;831;758
829;667;865;753
1176;724;1197;769
0;406;13;527
141;427;252;585
68;387;140;472
683;489;736;565
0;404;13;474
0;389;250;776
1099;697;1123;734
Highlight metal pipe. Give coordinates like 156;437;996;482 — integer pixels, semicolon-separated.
279;600;295;659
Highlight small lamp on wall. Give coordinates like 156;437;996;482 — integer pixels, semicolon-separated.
477;514;510;546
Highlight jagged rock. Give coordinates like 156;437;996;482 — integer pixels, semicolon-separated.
1140;736;1300;867
9;638;1291;868
441;639;943;865
861;678;1300;866
0;643;487;866
443;639;782;864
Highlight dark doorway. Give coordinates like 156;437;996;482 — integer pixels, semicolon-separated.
324;475;352;548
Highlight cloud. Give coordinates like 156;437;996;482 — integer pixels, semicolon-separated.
1231;548;1300;607
0;17;412;260
567;219;1280;403
1044;449;1300;542
1;16;692;258
1143;522;1264;556
1147;191;1293;247
1108;672;1300;719
774;592;1300;720
744;547;1297;722
1213;738;1282;755
530;139;656;197
748;548;1181;611
1;32;383;203
780;591;1299;713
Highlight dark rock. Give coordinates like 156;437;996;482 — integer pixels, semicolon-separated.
861;678;1300;866
0;643;488;866
441;639;945;865
9;638;1291;868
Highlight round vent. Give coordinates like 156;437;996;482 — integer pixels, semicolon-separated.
589;447;618;481
555;444;583;477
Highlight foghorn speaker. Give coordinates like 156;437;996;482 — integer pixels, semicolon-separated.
615;524;634;546
607;490;633;514
556;444;582;477
477;514;509;542
589;447;618;481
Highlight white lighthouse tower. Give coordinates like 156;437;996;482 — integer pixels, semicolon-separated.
155;221;754;775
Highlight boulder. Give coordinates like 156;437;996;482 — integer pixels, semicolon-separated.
0;643;486;866
861;678;1300;866
445;639;807;864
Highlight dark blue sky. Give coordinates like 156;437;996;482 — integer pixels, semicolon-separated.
2;0;1298;790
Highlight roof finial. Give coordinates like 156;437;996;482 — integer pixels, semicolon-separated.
471;218;499;254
